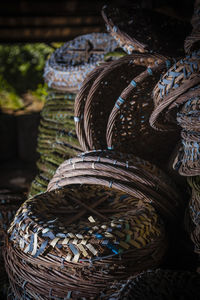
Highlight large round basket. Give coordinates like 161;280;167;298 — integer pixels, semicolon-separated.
44;33;117;93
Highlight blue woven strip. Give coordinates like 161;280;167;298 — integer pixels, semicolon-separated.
33;240;48;258
117;97;124;104
130;80;137;87
115;103;120;109
147;67;153;75
162;78;171;85
107;146;113;150
168;71;182;77
165;60;171;68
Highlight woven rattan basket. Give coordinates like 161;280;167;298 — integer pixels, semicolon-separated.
150;52;200;131
172;92;200;176
74;63;108;151
109;269;200;299
29;90;81;197
44;33;117;93
106;58;181;167
82;53;166;150
102;5;190;57
48;150;182;223
185;0;200;54
0;190;25;298
7;182;167;298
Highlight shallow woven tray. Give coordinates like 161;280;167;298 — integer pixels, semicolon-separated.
106;58;181;167
102;5;190;57
7;184;167;298
74;63;108;151
44;33;117;93
150;52;200;131
48;150;182;223
110;269;200;299
83;53;165;150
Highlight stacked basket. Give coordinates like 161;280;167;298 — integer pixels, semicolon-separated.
0;190;25;296
29;33;118;197
5;150;183;299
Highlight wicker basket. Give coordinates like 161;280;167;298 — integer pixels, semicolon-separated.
29;90;81;197
185;0;200;54
7;183;167;298
74;63;108;151
110;269;200;299
0;190;25;298
172;92;200;176
48;150;182;223
102;5;190;57
106;58;181;167
150;52;200;131
82;53;166;150
44;33;117;93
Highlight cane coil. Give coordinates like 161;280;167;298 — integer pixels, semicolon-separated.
102;5;190;57
44;33;117;93
185;0;200;54
110;269;200;300
83;53;165;150
150;52;200;131
7;180;167;298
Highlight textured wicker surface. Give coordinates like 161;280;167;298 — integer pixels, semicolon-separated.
150;52;200;131
29;90;81;197
44;33;117;93
83;53;165;150
110;269;200;299
106;58;181;167
102;5;190;57
173;92;200;176
185;0;200;54
48;150;182;223
74;63;108;151
6;182;167;298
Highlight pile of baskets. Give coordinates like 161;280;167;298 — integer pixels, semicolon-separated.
29;33;118;197
4;1;200;299
5;150;184;299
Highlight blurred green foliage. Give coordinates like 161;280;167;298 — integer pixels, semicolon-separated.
0;43;55;111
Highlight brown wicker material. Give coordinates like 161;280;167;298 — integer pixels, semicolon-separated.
48;150;183;223
102;5;190;57
44;33;117;93
172;92;200;176
109;269;200;299
185;0;200;54
0;190;25;298
150;52;200;131
29;90;81;198
83;53;165;150
106;58;181;167
74;63;108;151
6;182;167;298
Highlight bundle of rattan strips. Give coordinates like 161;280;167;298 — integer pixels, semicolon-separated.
109;269;200;299
44;33;117;93
49;150;182;223
74;62;109;151
187;176;200;226
76;53;167;151
7;181;167;297
106;56;180;166
149;51;200;131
